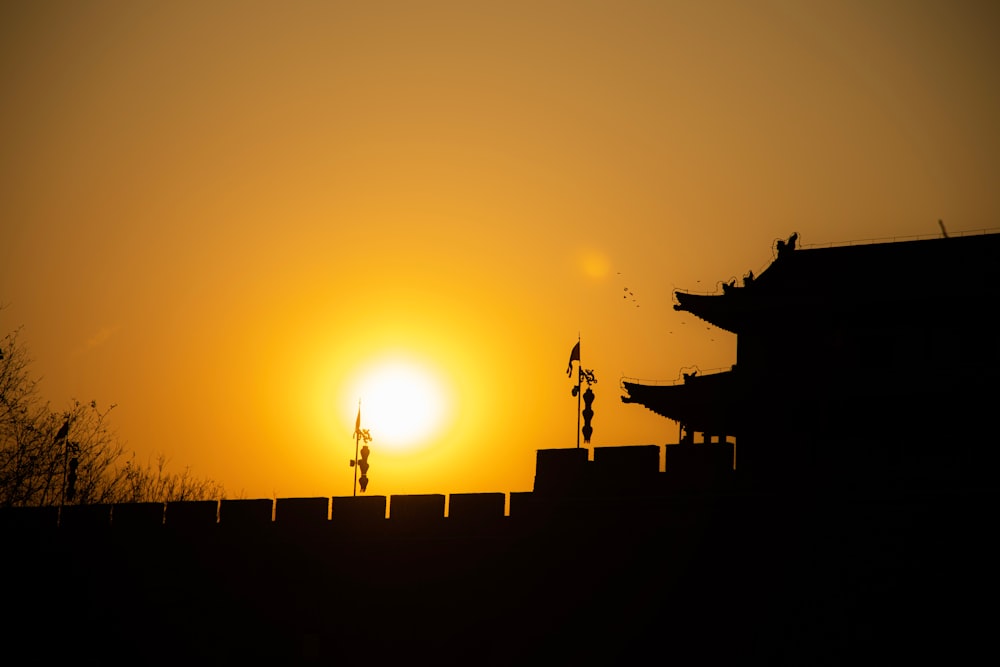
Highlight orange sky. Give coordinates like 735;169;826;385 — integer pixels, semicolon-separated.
2;1;999;499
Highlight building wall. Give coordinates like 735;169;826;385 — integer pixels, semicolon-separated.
733;236;1000;488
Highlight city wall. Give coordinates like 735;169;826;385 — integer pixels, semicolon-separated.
0;444;737;534
3;444;994;664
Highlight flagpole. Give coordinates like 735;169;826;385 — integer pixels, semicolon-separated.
576;369;582;449
353;400;360;497
576;334;581;449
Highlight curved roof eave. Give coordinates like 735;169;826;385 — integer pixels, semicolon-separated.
673;291;742;334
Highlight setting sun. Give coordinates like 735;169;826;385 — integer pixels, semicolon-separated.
348;358;450;452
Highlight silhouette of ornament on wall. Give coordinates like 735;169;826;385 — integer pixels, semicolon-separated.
582;387;595;444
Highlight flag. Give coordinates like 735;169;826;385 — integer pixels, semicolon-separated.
566;341;580;377
355;404;362;437
54;418;69;444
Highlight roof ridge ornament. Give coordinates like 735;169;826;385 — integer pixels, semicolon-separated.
776;232;799;258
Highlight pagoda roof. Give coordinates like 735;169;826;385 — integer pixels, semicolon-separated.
673;232;1000;333
673;291;746;334
621;369;737;435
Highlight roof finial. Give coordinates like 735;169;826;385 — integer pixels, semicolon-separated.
776;232;798;258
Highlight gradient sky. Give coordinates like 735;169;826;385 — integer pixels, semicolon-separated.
2;0;998;500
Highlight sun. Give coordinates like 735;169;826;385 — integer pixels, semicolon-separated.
349;358;449;452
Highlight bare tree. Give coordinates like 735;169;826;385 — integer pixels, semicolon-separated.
0;326;61;506
113;453;226;504
1;326;225;507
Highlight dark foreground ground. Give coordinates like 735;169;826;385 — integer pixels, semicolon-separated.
4;489;998;665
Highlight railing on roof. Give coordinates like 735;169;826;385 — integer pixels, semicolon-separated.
620;365;734;388
673;227;1000;297
799;227;1000;250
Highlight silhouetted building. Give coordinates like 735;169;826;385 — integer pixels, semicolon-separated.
623;231;1000;490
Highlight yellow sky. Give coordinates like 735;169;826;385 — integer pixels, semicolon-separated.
2;0;998;499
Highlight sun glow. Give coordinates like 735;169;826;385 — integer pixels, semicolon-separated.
348;358;450;452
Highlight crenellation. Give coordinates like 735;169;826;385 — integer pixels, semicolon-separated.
111;501;165;530
533;447;589;495
165;499;219;529
219;498;274;528
448;492;506;521
0;504;59;533
59;502;112;530
275;496;330;528
591;444;661;495
389;493;447;521
331;494;387;523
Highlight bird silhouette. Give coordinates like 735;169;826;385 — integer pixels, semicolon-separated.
619;282;640;307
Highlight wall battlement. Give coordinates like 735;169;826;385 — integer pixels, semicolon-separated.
6;439;987;537
3;443;996;664
1;444;739;535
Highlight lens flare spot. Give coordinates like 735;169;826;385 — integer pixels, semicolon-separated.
577;248;611;280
